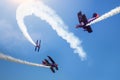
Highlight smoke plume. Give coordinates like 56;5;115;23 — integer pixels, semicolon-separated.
87;6;120;26
16;0;86;60
0;53;49;68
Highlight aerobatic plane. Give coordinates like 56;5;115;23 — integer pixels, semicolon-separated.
35;40;41;52
76;11;99;33
42;56;58;73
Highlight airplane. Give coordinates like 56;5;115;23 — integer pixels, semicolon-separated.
76;11;99;33
35;40;41;52
42;56;58;73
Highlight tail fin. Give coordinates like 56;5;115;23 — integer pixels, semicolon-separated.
93;13;99;18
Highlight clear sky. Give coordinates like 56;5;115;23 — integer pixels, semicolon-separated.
0;0;120;80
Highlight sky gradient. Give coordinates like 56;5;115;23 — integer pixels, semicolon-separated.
0;0;120;80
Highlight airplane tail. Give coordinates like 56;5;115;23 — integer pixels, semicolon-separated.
92;13;99;18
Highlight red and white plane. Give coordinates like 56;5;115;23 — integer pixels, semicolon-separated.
76;11;99;33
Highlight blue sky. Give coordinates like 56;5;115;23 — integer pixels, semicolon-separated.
0;0;120;80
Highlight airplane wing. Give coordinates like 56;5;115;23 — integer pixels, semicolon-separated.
82;14;88;24
50;67;55;73
77;11;89;25
36;40;38;45
85;26;93;33
47;56;55;64
77;11;83;23
82;14;93;33
35;47;37;51
44;59;50;64
38;40;41;52
55;66;58;70
38;47;40;52
39;40;41;46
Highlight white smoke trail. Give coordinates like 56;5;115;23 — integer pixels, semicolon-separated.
0;53;49;68
16;1;36;46
87;6;120;26
16;1;86;60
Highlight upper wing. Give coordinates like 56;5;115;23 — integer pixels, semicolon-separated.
77;11;89;25
39;40;41;46
38;40;41;49
82;14;88;24
36;40;38;45
47;56;55;64
44;59;50;64
77;11;83;23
